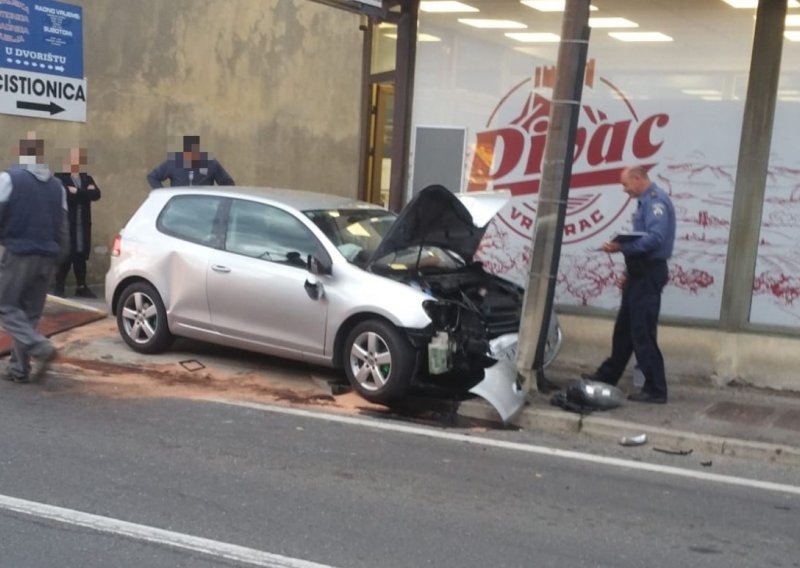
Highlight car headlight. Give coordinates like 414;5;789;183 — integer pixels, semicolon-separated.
422;300;458;330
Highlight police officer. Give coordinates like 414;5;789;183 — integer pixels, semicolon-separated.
584;165;676;403
146;135;235;189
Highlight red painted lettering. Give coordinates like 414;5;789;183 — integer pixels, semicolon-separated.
586;120;631;166
633;113;669;159
468;128;526;190
573;127;587;163
510;206;534;230
524;132;547;176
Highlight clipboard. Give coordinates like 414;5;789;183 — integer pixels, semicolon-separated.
611;231;646;243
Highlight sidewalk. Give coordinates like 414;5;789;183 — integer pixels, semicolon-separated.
43;284;800;466
459;362;800;466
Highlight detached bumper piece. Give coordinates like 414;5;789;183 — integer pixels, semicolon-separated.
469;333;526;424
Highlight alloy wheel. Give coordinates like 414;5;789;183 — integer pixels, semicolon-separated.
348;330;393;392
121;291;160;344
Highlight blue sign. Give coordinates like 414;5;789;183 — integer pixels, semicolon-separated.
0;0;83;79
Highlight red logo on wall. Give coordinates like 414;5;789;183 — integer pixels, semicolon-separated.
468;60;670;243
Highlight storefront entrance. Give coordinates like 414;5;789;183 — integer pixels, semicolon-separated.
310;0;418;212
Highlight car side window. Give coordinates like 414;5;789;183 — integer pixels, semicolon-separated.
225;200;322;268
157;195;226;247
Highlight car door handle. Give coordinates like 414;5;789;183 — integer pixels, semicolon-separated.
211;265;231;273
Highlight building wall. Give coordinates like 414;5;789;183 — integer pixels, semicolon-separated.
0;0;364;284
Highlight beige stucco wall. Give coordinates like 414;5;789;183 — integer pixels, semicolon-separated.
0;0;363;285
556;313;800;391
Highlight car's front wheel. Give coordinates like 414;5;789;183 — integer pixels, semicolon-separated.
116;282;174;354
343;319;416;403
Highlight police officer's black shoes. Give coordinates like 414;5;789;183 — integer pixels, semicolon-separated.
627;391;667;404
581;373;618;386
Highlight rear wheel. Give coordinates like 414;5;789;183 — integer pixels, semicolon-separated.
343;319;416;403
116;282;174;354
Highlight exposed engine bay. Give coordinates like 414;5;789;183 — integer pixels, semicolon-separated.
379;262;524;379
352;185;561;422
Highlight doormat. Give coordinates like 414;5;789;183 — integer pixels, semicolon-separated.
0;295;107;356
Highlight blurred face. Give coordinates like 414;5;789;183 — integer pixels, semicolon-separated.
70;148;87;168
183;144;201;162
18;138;44;163
182;136;201;162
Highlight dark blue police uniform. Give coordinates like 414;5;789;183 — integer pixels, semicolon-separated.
593;183;676;400
147;153;235;189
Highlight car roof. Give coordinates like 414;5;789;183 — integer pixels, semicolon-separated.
151;185;387;213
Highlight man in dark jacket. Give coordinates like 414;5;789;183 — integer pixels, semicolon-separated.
54;147;101;298
146;135;235;188
0;135;68;383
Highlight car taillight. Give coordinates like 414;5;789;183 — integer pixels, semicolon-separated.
111;234;122;257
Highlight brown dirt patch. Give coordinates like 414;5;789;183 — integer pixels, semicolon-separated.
41;318;490;429
50;354;387;417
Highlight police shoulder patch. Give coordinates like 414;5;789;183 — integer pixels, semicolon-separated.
652;203;665;217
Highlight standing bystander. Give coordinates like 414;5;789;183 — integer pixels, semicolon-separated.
54;147;101;298
146;135;235;188
0;134;68;383
582;165;676;403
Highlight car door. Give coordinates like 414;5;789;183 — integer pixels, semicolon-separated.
206;198;329;357
155;194;227;334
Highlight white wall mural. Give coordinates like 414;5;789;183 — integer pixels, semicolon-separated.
411;22;798;326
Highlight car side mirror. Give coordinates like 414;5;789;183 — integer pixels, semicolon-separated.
307;254;332;276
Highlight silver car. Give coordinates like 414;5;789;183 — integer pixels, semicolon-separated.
105;185;561;418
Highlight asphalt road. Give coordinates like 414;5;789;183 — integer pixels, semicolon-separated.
0;379;797;568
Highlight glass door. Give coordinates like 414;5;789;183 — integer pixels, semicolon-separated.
367;82;394;207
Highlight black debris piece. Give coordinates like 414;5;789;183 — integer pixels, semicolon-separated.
653;447;693;456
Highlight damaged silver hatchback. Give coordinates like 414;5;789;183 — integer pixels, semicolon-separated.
105;184;561;419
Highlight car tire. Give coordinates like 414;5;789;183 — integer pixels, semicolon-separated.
116;282;174;354
344;319;416;404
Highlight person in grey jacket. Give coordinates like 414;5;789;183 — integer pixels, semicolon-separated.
147;135;235;188
0;134;68;383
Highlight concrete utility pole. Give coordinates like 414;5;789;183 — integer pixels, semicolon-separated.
719;0;786;331
516;0;591;392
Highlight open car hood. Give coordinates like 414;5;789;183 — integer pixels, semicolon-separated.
367;185;511;267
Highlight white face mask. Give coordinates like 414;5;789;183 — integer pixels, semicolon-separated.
18;155;37;165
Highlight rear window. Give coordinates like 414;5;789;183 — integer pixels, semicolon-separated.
157;195;225;247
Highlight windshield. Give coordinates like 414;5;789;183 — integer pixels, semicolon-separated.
305;208;396;267
305;208;465;271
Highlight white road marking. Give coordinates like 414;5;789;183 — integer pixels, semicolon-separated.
215;399;800;497
0;493;336;568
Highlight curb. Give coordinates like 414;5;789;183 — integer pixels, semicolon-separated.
46;294;108;315
458;399;800;466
